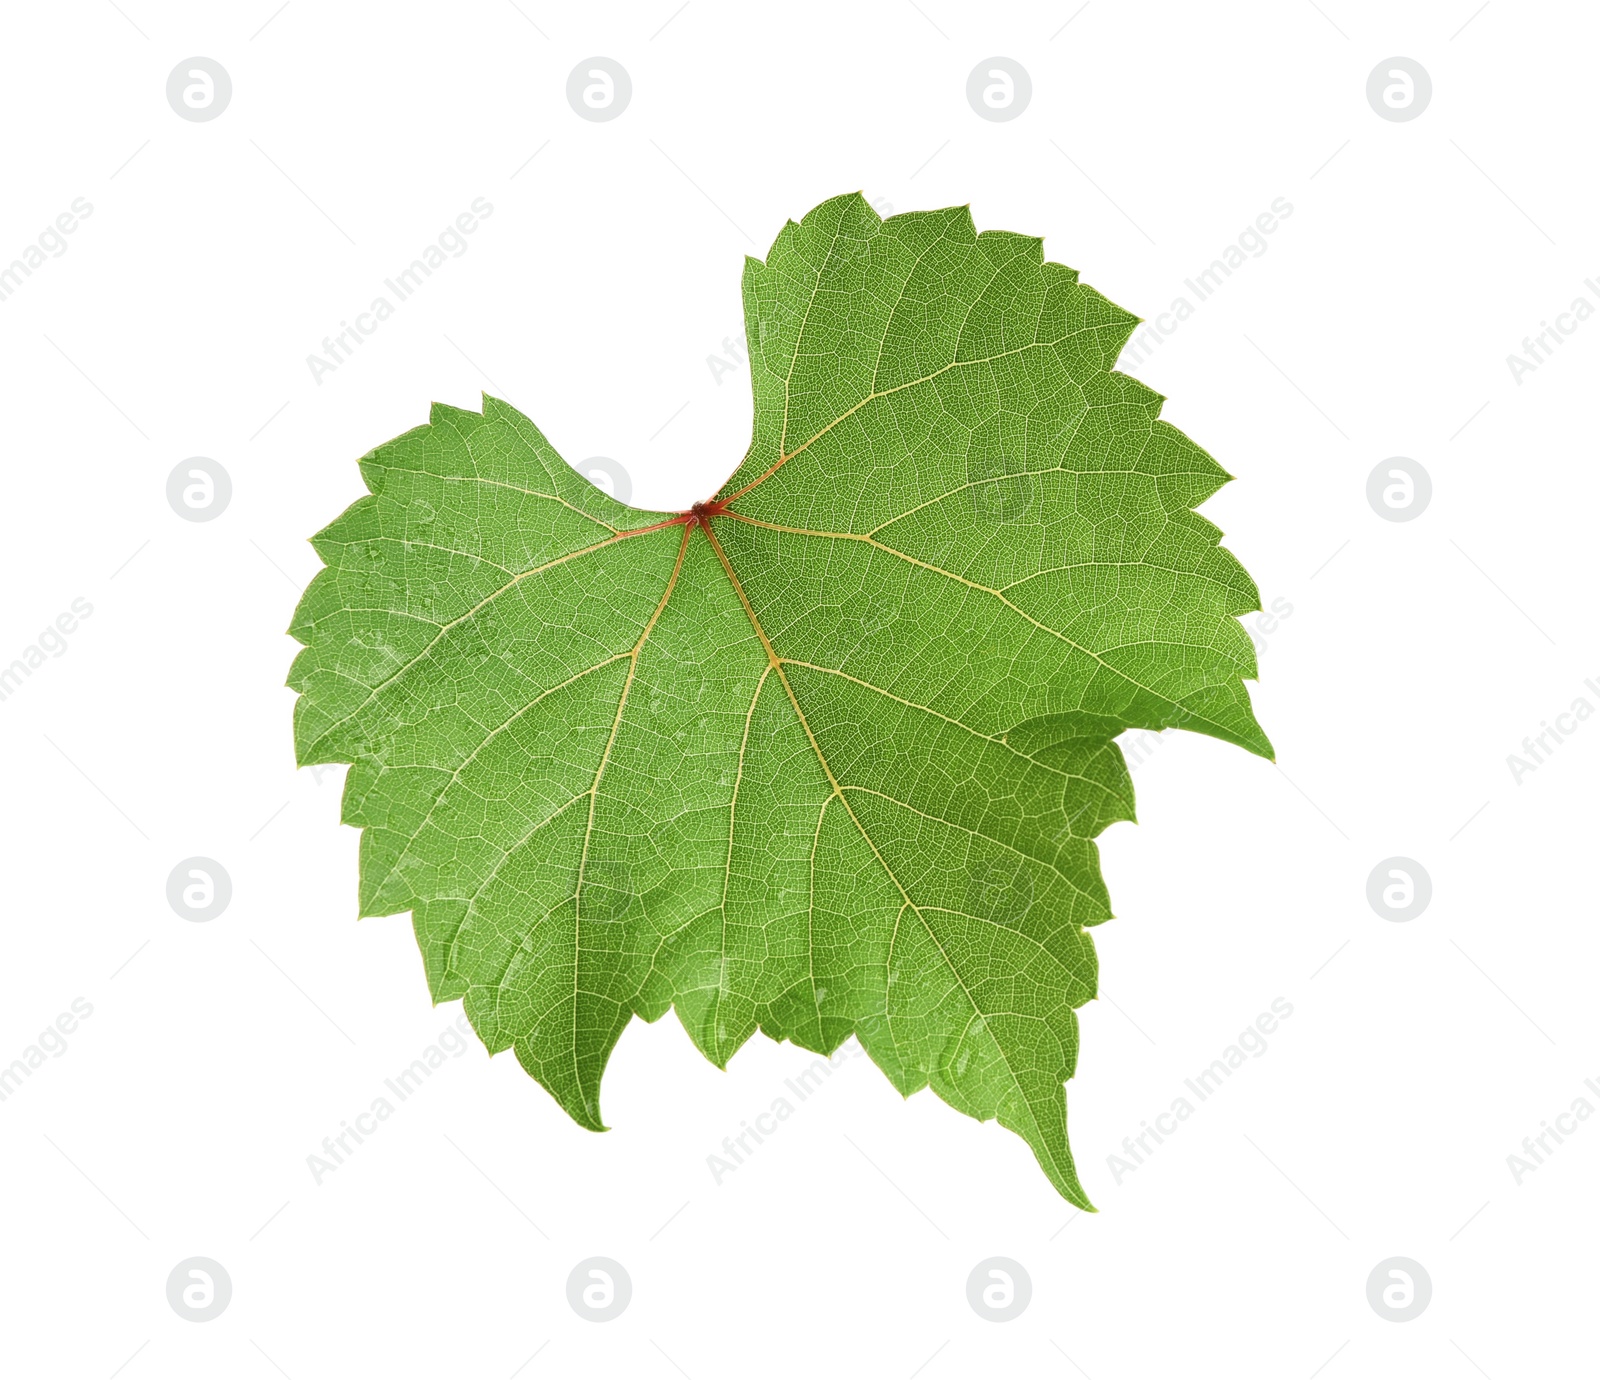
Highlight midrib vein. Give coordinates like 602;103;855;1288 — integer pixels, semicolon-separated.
699;520;1023;1102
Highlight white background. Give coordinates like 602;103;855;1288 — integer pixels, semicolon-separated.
1;1;1595;1375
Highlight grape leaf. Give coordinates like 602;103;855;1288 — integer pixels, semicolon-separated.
288;192;1271;1207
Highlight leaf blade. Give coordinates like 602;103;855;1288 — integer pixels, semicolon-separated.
288;192;1270;1206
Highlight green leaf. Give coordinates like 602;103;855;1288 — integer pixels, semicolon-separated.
288;192;1270;1207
